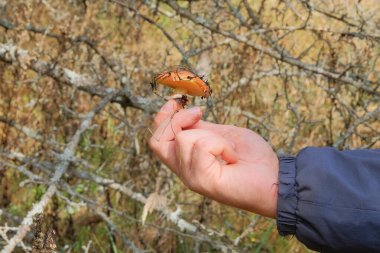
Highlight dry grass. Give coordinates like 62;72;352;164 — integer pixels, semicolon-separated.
0;0;379;252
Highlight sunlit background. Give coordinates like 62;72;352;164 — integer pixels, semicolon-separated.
1;0;379;252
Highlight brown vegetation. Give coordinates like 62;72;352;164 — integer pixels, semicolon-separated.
0;0;379;252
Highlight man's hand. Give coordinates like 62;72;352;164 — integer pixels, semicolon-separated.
149;100;279;218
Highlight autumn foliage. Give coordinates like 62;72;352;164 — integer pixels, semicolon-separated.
1;0;379;252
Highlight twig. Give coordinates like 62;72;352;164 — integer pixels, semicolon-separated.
0;90;120;253
0;43;157;112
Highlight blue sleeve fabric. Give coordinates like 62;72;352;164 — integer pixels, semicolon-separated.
276;147;380;252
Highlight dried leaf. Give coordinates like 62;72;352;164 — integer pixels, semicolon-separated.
141;192;167;225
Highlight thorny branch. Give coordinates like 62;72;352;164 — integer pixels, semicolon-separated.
162;0;380;96
0;149;243;252
1;0;379;251
1;91;120;253
0;43;157;113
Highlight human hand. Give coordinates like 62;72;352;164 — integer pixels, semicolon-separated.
149;100;279;218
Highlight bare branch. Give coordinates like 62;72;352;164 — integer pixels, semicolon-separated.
0;43;158;112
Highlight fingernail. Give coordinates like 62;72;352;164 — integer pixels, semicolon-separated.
187;107;201;115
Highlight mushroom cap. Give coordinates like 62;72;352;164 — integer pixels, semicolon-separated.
154;68;211;98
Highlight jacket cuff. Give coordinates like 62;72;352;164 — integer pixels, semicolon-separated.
276;156;298;236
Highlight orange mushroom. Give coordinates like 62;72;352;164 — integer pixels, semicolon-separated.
150;67;212;107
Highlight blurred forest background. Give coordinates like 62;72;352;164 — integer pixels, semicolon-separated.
1;0;380;252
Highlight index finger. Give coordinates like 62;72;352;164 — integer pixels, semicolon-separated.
152;100;181;131
191;120;235;135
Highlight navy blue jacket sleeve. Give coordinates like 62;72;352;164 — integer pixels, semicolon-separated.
276;147;380;252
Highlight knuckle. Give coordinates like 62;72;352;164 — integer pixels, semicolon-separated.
183;177;196;190
152;117;162;129
194;138;208;150
226;124;239;132
148;137;158;151
175;131;187;143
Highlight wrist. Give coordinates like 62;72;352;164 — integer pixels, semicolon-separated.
263;155;279;218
